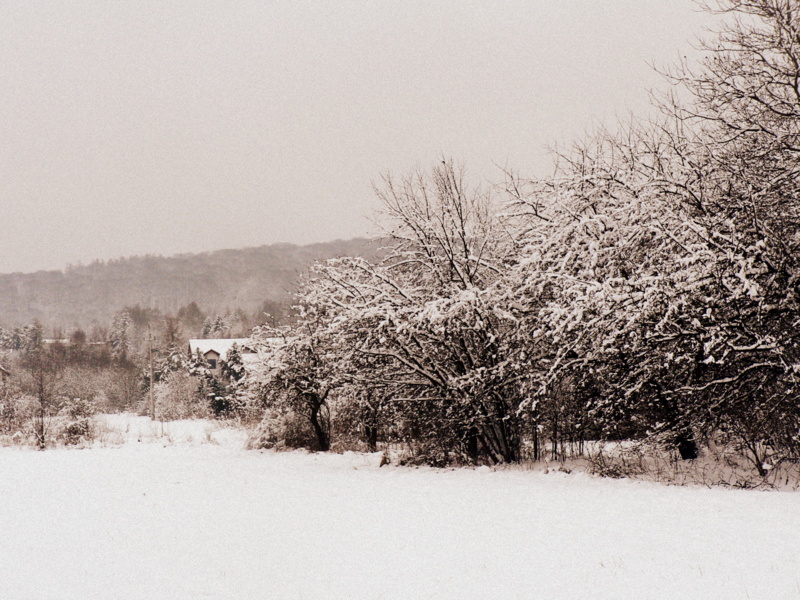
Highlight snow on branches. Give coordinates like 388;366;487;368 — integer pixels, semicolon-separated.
244;3;800;471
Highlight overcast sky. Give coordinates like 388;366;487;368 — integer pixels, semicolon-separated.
0;1;714;274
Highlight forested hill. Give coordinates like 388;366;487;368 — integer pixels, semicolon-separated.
0;238;381;332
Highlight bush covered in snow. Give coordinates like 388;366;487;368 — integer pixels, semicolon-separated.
246;408;320;451
152;372;208;421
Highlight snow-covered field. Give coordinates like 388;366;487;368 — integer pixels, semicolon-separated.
0;416;798;599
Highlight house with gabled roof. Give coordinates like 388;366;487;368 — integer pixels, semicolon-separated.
188;338;257;376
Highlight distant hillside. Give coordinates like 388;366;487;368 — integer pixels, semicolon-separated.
0;238;383;332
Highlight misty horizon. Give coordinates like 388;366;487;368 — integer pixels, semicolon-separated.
1;1;712;273
0;235;376;277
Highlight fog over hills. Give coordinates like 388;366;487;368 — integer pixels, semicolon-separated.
0;238;381;332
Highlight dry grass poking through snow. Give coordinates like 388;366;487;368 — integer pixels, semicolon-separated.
91;413;249;447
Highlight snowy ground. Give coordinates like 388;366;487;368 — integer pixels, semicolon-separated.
0;416;799;599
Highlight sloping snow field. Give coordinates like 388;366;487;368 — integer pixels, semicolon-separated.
1;416;798;599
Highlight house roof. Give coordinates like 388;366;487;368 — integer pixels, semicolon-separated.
188;338;253;363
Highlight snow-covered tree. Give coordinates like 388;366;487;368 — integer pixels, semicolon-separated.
500;0;800;463
248;161;526;463
220;342;246;383
242;2;800;473
201;315;230;339
109;311;131;362
249;310;337;451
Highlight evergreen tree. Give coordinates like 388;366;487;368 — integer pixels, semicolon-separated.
109;311;131;361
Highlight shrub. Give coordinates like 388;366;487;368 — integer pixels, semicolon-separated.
246;407;320;451
153;372;207;421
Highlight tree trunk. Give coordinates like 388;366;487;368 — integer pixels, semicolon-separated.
365;425;378;452
308;399;330;452
676;430;699;460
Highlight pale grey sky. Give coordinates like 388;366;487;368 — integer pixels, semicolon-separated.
0;1;713;274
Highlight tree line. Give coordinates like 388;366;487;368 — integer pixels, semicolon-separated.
0;238;380;333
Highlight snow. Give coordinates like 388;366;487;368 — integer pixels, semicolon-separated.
1;416;799;599
93;413;249;447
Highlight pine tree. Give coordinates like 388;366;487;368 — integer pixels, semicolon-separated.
109;311;131;361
